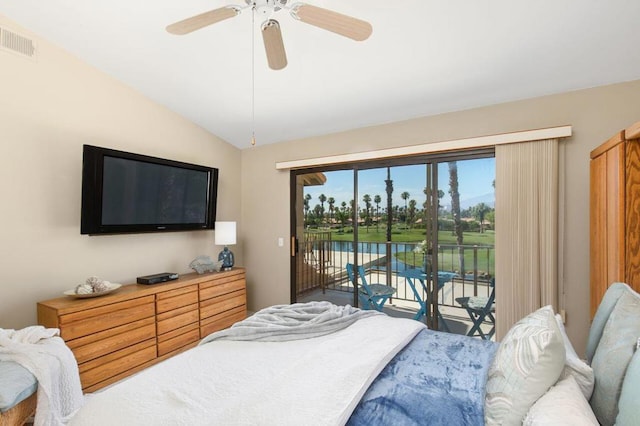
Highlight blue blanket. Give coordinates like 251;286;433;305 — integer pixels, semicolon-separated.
348;329;497;426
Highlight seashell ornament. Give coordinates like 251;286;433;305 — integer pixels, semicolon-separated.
92;280;110;293
86;276;102;287
75;283;94;294
85;276;111;292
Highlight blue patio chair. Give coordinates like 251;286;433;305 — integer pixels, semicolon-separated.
455;278;495;340
346;263;395;311
399;268;452;332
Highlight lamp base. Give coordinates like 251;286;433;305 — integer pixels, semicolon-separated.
218;246;235;270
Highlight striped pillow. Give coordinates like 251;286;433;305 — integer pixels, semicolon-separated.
485;305;565;426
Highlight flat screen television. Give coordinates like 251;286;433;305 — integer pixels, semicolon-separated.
81;144;218;235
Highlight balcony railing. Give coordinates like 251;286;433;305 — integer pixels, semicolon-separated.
296;235;494;309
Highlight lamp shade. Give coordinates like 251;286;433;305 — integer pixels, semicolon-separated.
215;221;236;246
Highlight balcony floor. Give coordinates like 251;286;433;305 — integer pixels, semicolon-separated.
297;288;495;340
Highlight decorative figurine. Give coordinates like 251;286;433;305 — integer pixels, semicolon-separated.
189;255;223;274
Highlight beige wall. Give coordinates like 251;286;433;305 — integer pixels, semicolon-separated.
241;78;640;354
0;15;242;329
4;13;640;356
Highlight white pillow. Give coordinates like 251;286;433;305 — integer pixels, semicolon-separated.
554;313;594;399
523;376;599;426
485;305;566;426
590;290;640;426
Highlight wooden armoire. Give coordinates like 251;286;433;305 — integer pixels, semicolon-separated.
590;120;640;318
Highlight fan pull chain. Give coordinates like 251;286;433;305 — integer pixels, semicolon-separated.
251;4;256;146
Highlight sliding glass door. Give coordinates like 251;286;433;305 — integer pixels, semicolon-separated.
290;170;355;304
290;150;495;337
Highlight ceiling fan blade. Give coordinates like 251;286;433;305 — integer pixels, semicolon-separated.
262;19;287;70
290;4;372;41
166;6;240;35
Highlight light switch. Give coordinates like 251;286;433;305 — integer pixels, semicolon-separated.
278;237;284;247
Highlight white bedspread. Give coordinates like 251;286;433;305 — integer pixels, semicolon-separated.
0;326;83;426
69;314;425;426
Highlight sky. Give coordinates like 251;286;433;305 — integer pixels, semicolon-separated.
304;157;495;211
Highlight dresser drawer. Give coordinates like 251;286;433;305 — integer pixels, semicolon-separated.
200;289;246;320
156;287;198;314
65;317;155;351
59;297;155;341
69;320;156;364
78;339;156;390
157;303;199;335
200;305;246;337
59;296;155;324
199;275;245;301
157;323;200;356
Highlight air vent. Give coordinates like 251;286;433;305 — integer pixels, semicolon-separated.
0;26;36;59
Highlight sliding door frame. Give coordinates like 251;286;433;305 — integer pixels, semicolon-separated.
289;148;495;317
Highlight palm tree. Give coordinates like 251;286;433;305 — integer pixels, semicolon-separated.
327;197;335;227
338;201;348;231
318;194;327;226
304;193;312;226
362;194;372;232
408;199;417;228
312;204;322;225
401;191;410;226
448;161;464;273
374;194;381;231
473;202;491;233
385;168;394;242
349;199;356;220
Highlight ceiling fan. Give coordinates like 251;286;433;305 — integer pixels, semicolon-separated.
166;0;373;70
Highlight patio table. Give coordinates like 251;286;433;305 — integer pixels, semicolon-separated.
398;269;458;331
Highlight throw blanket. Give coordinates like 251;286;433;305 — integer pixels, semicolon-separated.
348;328;498;426
69;312;425;426
201;301;381;343
0;326;83;426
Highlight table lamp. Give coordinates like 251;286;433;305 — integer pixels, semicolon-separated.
215;221;236;270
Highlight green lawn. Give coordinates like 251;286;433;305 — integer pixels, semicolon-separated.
396;248;495;275
308;226;495;275
327;226;495;246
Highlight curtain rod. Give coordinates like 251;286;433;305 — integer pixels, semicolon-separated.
275;125;572;170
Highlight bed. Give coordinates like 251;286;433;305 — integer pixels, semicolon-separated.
13;283;640;425
69;307;496;426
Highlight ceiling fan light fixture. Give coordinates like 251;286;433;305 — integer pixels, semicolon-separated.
167;1;372;70
261;19;287;70
248;0;288;19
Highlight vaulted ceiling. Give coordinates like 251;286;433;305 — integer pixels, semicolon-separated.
2;0;640;148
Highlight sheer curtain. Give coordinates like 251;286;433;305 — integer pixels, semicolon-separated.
495;139;559;339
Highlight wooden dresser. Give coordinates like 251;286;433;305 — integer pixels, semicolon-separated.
590;121;640;317
37;268;246;393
